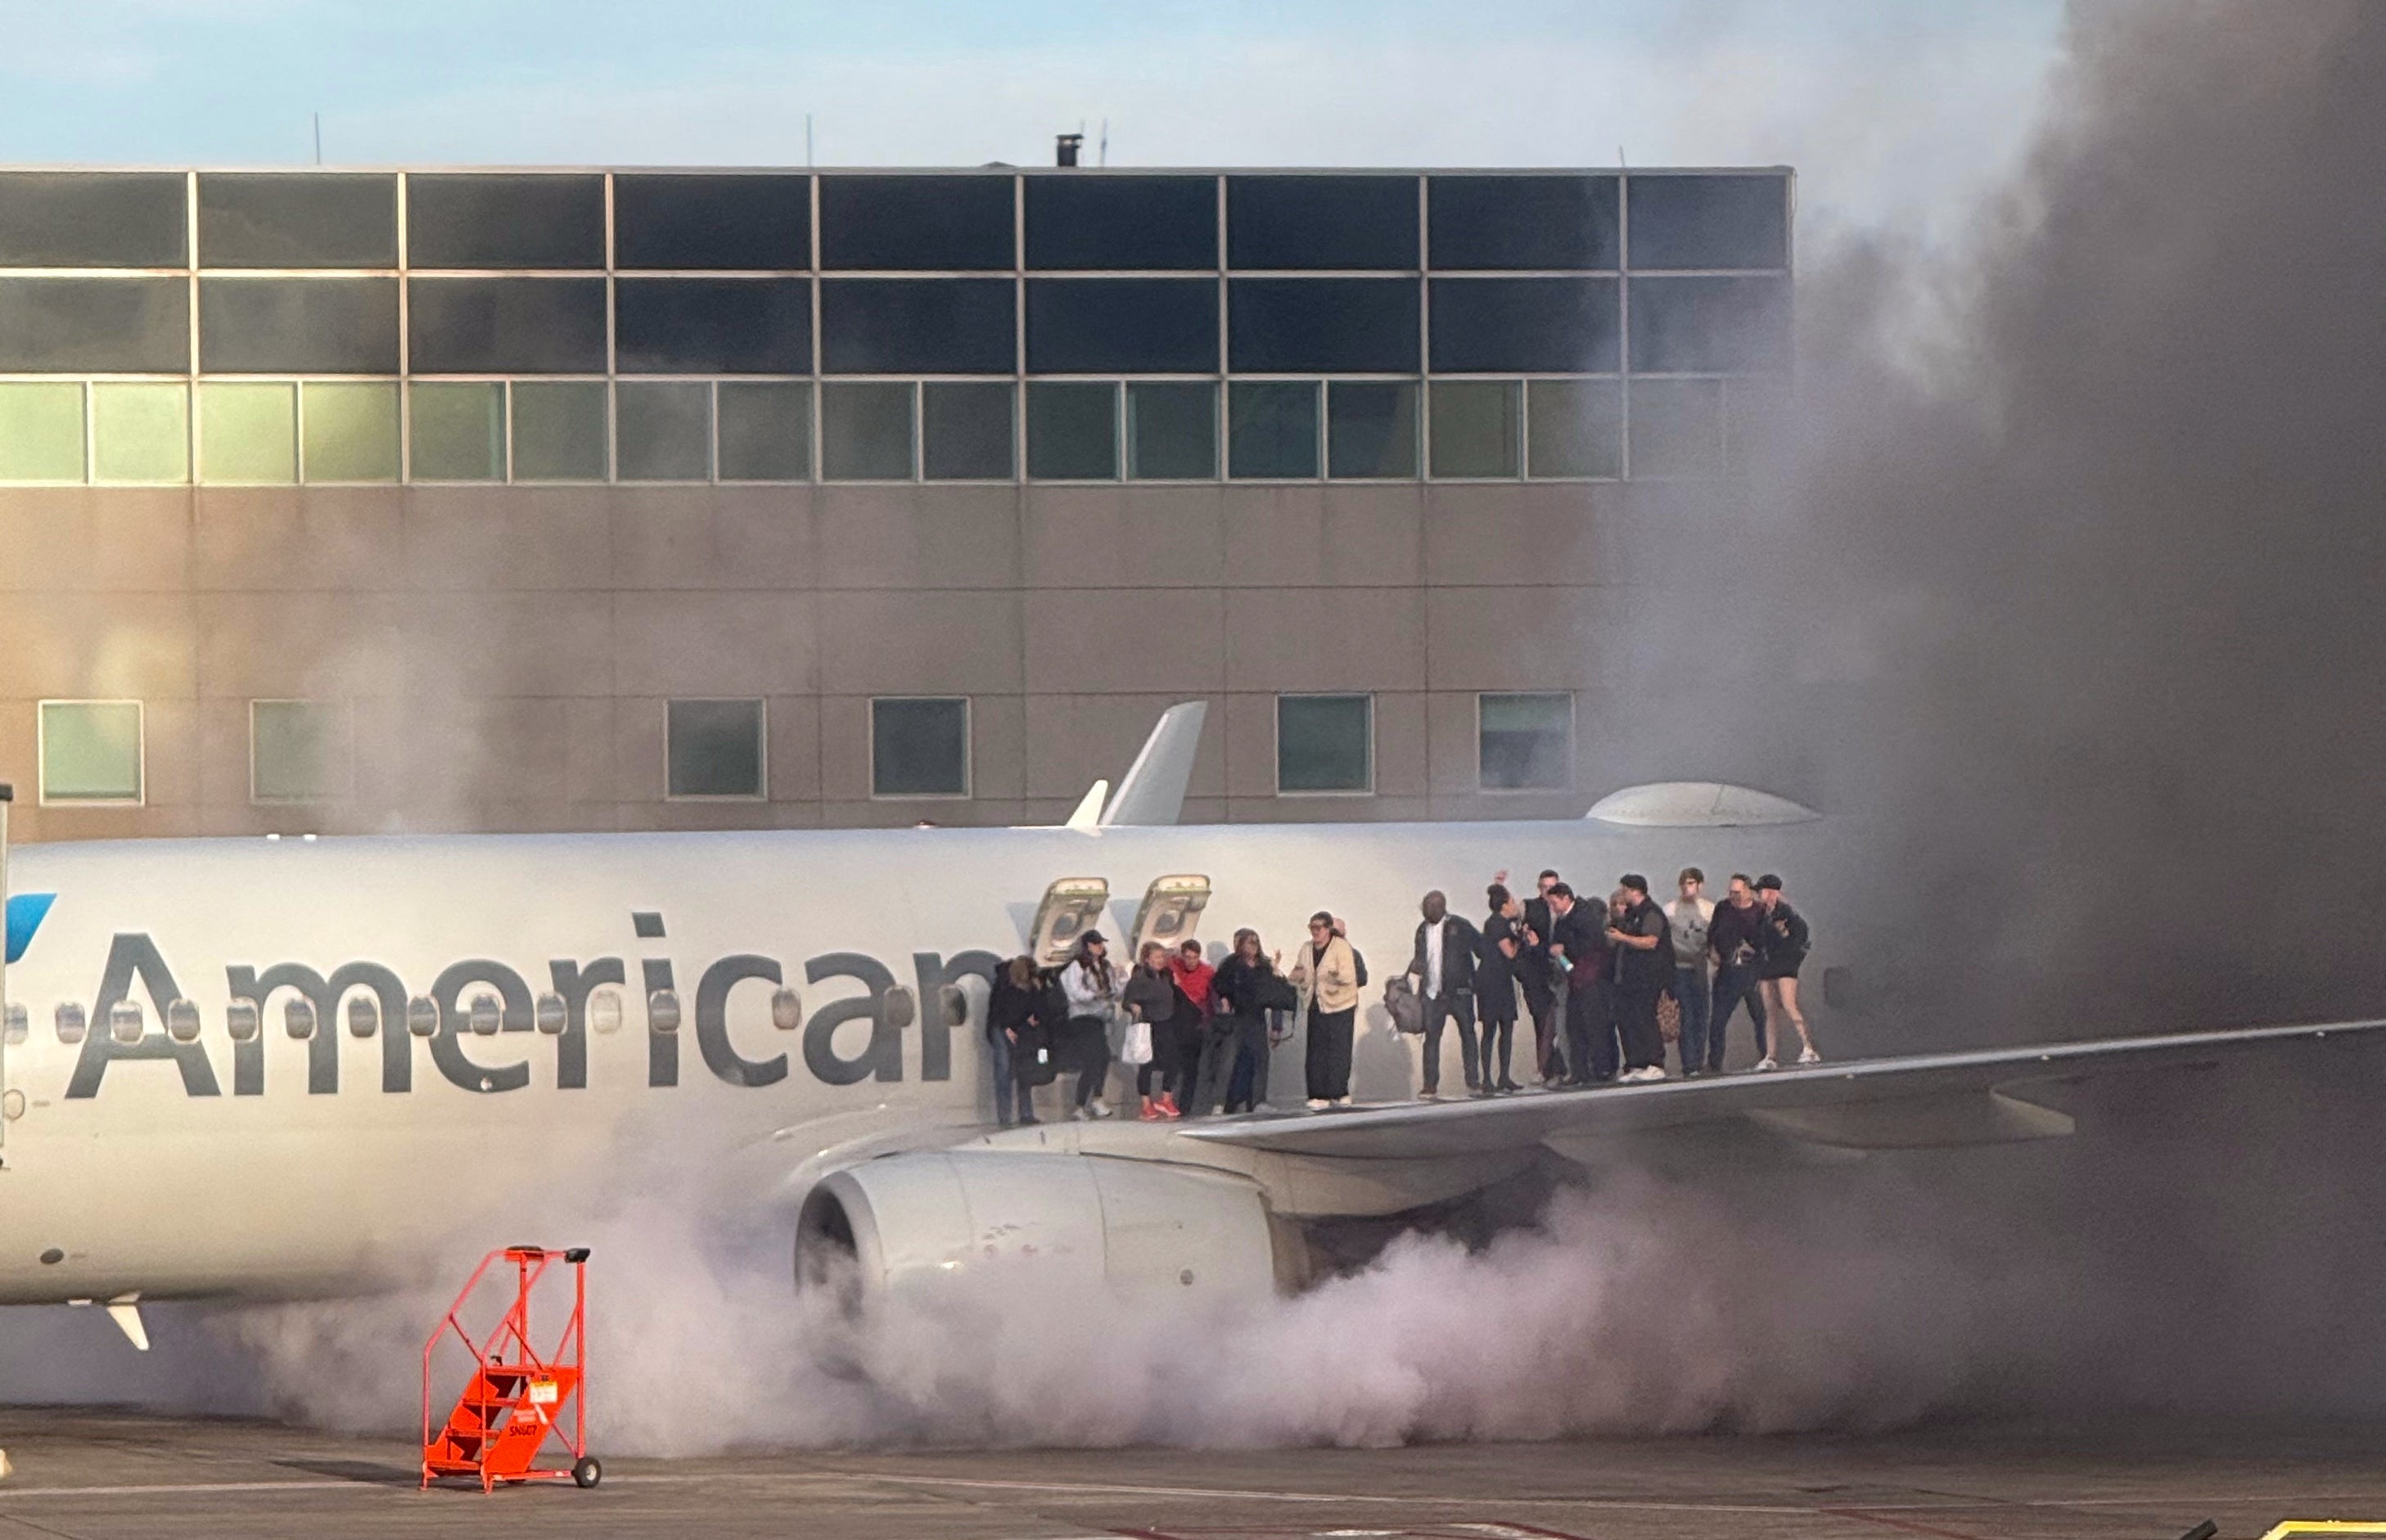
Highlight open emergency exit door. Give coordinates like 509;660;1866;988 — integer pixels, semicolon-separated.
1130;875;1211;955
1028;879;1109;965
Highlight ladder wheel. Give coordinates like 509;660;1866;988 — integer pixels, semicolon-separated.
572;1457;602;1489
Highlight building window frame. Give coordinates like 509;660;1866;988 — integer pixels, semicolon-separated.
248;698;356;804
663;696;768;802
1274;692;1374;797
37;698;145;807
868;695;972;800
1475;691;1576;793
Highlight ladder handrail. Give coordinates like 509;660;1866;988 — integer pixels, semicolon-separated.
420;1245;589;1488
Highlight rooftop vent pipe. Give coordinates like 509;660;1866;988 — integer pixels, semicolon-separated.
1056;133;1083;167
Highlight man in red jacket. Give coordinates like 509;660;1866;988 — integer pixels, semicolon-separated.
1165;939;1216;1119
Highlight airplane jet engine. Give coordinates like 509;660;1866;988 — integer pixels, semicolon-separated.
794;1151;1290;1309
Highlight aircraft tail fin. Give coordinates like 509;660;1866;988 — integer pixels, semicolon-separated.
1098;701;1207;827
1063;779;1109;831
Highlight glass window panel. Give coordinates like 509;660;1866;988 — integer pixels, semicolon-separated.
1628;275;1792;373
666;699;765;799
92;383;188;484
1626;174;1790;270
1126;382;1215;480
1276;695;1371;794
198;381;298;484
408;382;505;481
1227;381;1318;479
1025;175;1216;270
1477;693;1572;790
0;383;85;482
1428;277;1619;373
1025;278;1216;374
40;701;142;804
1227;278;1418;373
613;173;810;270
300;381;399;483
616;277;810;374
0;173;185;267
1327;381;1418;480
199;277;399;374
819;175;1014;271
1227;176;1417;270
251;700;354;802
616;382;713;482
1428;175;1618;270
1628;378;1725;479
1527;378;1624;479
716;381;812;482
922;382;1013;480
196;173;396;268
819;381;915;480
1026;382;1116;480
871;697;969;798
406;173;605;269
1430;380;1521;478
510;381;609;481
407;277;607;374
0;277;188;372
819;279;1014;374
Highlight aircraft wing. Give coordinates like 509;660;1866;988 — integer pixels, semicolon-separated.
1174;1019;2386;1160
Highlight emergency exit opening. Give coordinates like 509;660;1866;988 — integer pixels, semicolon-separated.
1131;875;1211;955
1029;878;1109;965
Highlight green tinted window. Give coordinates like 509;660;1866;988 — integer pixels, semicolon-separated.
199;381;298;484
1026;381;1116;480
1126;382;1214;480
251;700;353;801
1429;380;1521;478
616;381;712;482
871;697;969;798
300;381;399;483
1478;692;1572;790
91;383;188;484
1228;381;1318;479
1527;378;1623;479
1327;380;1418;479
1277;694;1371;794
922;382;1013;480
0;382;84;482
408;381;504;481
40;700;142;804
511;381;607;481
819;381;914;480
716;381;811;482
665;699;765;799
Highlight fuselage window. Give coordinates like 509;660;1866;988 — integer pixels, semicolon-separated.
165;998;201;1042
56;1002;87;1044
406;996;440;1038
226;1000;260;1042
467;993;502;1036
589;988;624;1034
109;1000;143;1044
647;989;681;1033
284;998;316;1040
3;1002;25;1044
534;993;567;1035
769;986;802;1031
346;995;377;1038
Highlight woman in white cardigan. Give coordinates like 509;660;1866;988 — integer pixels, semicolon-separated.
1288;911;1360;1109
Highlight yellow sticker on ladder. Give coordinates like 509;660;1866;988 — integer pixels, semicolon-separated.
529;1377;559;1406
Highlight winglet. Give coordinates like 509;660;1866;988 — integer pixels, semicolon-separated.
1099;702;1207;827
1063;778;1109;832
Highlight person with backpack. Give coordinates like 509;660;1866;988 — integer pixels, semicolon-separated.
1289;911;1361;1109
1755;875;1820;1066
988;954;1044;1126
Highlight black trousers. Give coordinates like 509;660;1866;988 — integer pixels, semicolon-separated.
1306;1004;1355;1101
1710;964;1769;1070
1420;990;1478;1092
1067;1015;1111;1107
1565;977;1617;1083
1478;1001;1516;1086
1616;984;1666;1071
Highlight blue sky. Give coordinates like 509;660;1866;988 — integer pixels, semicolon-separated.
0;0;2067;238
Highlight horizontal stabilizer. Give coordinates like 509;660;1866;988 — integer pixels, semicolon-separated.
1100;702;1207;828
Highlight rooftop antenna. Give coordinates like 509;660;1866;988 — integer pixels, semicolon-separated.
1098;119;1109;167
313;112;322;166
805;112;814;168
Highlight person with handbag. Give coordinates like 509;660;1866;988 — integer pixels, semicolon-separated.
1122;941;1182;1121
1288;911;1361;1109
1059;931;1121;1119
988;954;1045;1126
1407;890;1482;1099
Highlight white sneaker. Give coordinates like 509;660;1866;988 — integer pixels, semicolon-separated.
1797;1047;1822;1065
1305;1097;1330;1110
1333;1096;1353;1107
1753;1056;1778;1072
1069;1105;1093;1121
1419;1089;1441;1101
1624;1065;1667;1083
1088;1098;1114;1119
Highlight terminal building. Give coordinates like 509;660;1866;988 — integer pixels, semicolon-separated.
0;163;1792;840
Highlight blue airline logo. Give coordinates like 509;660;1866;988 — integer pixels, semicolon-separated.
6;893;53;964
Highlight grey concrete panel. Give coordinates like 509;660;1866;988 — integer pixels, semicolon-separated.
1022;587;1225;694
192;489;404;594
0;590;196;697
1221;484;1425;589
194;592;407;700
1423;586;1603;690
816;484;1022;591
1223;586;1423;692
612;589;818;696
1419;481;1608;587
401;486;615;592
817;588;1022;695
399;591;617;697
1022;484;1226;589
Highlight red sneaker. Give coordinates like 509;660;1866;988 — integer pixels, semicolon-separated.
1138;1097;1162;1121
1157;1092;1183;1119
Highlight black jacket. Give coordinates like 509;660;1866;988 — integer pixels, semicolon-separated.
1709;901;1766;969
1609;896;1673;993
1476;913;1520;994
1409;915;1480;998
1518;896;1556;984
1121;965;1178;1026
1549;903;1608;984
988;970;1038;1044
1212;954;1291;1022
1761;900;1811;966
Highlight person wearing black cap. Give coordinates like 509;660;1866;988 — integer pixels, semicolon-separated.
1059;931;1121;1117
1755;875;1820;1065
1606;874;1672;1083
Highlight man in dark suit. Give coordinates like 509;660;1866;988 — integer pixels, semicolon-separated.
1408;890;1482;1097
1515;868;1566;1086
1547;883;1614;1085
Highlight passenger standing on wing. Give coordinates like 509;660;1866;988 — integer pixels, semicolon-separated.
1513;868;1567;1086
1409;890;1482;1099
1707;874;1770;1072
1290;911;1360;1109
1755;875;1820;1065
989;955;1043;1126
1665;868;1716;1078
1202;929;1283;1114
1477;884;1524;1093
1061;931;1121;1119
1166;939;1214;1116
1546;884;1613;1085
1608;874;1673;1083
1123;942;1182;1121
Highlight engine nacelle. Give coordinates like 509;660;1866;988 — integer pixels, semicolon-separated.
796;1151;1286;1307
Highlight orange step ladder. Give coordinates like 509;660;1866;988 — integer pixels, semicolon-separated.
421;1245;598;1493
